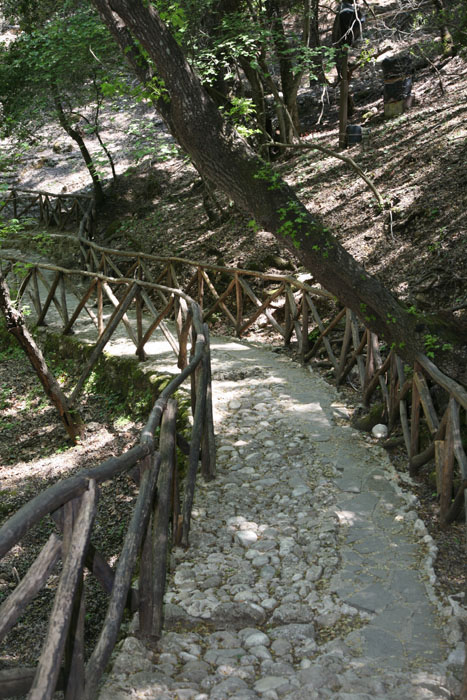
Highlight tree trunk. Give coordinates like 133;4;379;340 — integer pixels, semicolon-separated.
266;0;300;140
52;89;105;206
432;0;454;56
92;0;466;386
0;274;83;443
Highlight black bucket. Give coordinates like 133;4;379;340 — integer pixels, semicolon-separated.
346;124;362;145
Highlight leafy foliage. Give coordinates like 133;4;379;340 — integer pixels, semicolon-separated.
0;4;120;137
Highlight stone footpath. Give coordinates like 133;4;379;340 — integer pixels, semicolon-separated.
98;336;464;700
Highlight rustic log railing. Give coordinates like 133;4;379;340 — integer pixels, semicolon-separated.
0;194;466;696
1;235;466;530
0;292;215;699
0;188;96;245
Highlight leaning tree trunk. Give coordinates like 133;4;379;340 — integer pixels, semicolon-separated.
52;88;105;206
0;274;84;443
92;0;466;386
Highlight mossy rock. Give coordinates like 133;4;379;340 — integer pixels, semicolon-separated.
351;403;385;432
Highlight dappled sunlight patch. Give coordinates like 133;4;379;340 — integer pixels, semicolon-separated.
335;509;359;526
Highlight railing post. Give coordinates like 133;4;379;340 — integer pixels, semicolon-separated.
235;273;243;337
439;401;454;524
182;348;208;548
198;266;204;308
29;481;97;700
151;399;177;637
96;280;103;338
301;291;309;362
201;323;216;481
409;363;421;471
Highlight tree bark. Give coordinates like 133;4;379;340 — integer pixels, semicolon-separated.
52;88;105;205
0;273;83;442
92;0;466;386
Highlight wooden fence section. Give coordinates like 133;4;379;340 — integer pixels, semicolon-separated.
2;240;466;531
0;199;466;696
0;298;216;700
0;188;96;243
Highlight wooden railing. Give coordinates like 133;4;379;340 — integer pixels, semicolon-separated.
0;188;96;244
2;238;466;529
0;193;466;695
0;292;215;699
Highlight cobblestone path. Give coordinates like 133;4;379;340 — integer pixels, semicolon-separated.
98;337;463;700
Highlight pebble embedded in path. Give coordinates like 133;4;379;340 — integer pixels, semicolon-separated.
99;340;462;700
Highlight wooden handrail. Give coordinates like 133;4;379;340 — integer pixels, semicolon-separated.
0;288;215;697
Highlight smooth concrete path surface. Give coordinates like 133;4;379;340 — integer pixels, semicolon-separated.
8;263;465;698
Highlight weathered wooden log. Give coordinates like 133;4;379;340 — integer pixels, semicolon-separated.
388;373;411;431
84;456;160;698
62;277;98;334
201;324;216;481
285;286;302;346
200;268;236;326
151;399;177;638
235;274;243;336
451;400;467;480
137;453;161;637
301;291;309;362
59;274;70;328
64;522;86;700
181;354;208;548
350;312;365;387
203;277;236;323
338;51;349;147
31;267;43;317
336;331;367;386
363;351;392;407
306;295;340;370
417;353;467;410
0;668;65;699
52;507;139;609
0;443;148;559
16;267;34;304
317;307;346;346
414;369;440;435
409;367;421;468
197;267;204;307
102;280;139;347
444;480;467;524
439;404;455;524
178;311;192;370
96;278;104;336
411;408;449;474
135;286;146;361
29;481;97;700
238;277;285;336
136;295;175;358
140;288;178;355
36;268;70;326
369;332;390;410
35;270;61;326
70;282;138;403
0;534;62;642
0;273;83;443
364;330;374;391
395;356;411;453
